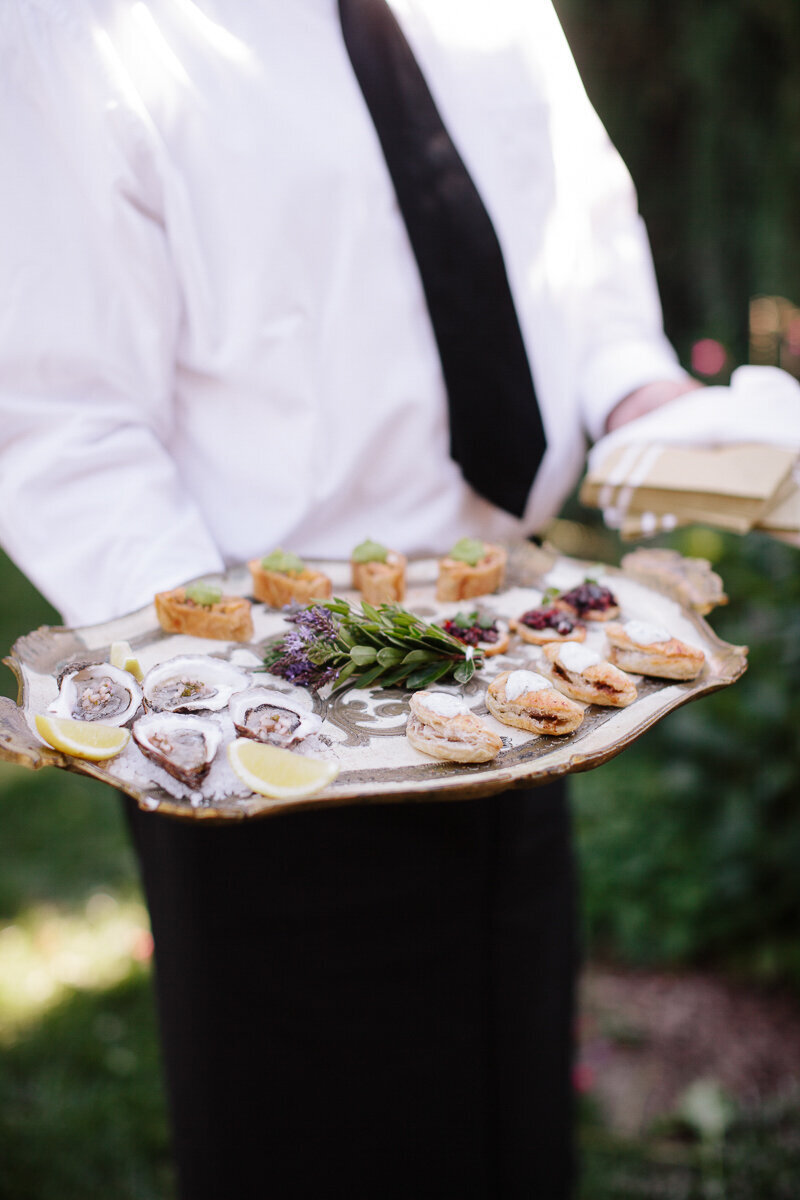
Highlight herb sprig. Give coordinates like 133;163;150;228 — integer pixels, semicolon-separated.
262;598;483;692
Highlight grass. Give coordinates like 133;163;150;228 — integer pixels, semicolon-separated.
0;760;174;1200
579;1103;800;1199
0;968;173;1200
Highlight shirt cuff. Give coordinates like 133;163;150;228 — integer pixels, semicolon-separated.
579;340;690;443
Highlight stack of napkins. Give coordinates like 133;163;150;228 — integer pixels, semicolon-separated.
581;367;800;544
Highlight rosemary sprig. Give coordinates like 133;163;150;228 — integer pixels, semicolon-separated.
262;598;483;693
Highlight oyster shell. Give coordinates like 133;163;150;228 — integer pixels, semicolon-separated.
228;687;322;748
51;663;142;726
142;656;250;714
132;713;221;787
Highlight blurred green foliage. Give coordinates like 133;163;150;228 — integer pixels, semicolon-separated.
552;0;800;987
0;970;172;1200
572;526;800;988
556;0;800;366
0;552;59;704
579;1089;800;1199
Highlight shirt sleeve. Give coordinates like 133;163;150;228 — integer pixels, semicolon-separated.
532;2;690;442
0;4;224;627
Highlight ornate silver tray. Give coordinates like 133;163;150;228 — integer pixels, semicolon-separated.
0;543;747;821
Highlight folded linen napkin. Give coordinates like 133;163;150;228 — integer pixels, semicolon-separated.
582;366;800;537
588;366;800;469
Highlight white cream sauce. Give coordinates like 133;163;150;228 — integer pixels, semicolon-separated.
420;692;470;717
505;670;550;701
624;620;671;646
556;643;601;673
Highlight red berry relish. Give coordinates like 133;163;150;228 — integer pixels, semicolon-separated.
519;607;580;637
442;614;500;647
557;582;617;616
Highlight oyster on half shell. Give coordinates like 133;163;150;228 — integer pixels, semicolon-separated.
51;663;142;726
132;713;221;787
142;656;250;714
228;687;322;748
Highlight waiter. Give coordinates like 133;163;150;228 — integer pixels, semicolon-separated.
0;2;699;1196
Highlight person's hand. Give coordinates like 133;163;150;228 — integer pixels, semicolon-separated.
605;378;704;433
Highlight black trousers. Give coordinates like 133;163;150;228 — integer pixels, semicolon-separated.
125;781;577;1200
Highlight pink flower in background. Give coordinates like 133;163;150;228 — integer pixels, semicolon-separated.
572;1063;595;1094
691;338;728;376
131;928;154;962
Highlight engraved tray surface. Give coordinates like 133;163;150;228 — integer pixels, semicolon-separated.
0;543;747;821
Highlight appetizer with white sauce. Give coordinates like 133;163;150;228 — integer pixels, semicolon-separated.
541;642;637;707
486;669;584;735
406;690;503;763
605;620;705;680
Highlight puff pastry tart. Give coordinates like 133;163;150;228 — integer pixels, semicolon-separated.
541;642;637;707
350;540;407;604
439;611;510;657
605;620;705;681
510;606;587;646
155;583;254;643
436;538;507;602
486;669;584;736
555;580;620;622
406;691;503;763
249;550;332;608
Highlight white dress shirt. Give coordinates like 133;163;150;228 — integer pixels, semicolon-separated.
0;0;686;625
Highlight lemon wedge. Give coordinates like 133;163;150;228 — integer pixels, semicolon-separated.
35;714;131;761
109;640;144;682
227;738;339;800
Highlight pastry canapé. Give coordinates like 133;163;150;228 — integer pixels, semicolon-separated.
155;581;254;643
436;538;507;602
486;669;584;736
605;620;705;681
350;539;407;604
554;579;620;622
439;610;510;657
406;690;503;763
249;549;332;607
541;641;637;707
510;605;587;645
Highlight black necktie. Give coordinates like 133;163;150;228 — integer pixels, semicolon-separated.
338;0;547;518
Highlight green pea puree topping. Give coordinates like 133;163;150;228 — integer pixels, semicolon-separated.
352;539;389;564
261;549;306;575
448;538;486;567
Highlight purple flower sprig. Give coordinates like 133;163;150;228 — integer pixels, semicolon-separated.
261;605;346;692
262;598;483;693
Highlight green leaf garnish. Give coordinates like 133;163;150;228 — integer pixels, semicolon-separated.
262;598;484;692
350;645;378;666
184;581;223;607
351;538;389;564
261;549;306;575
407;662;453;690
453;659;476;685
377;646;404;668
448;537;486;567
453;610;478;628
